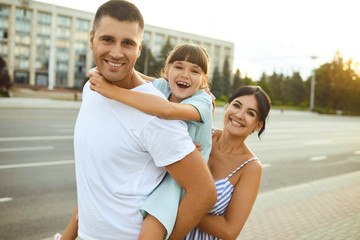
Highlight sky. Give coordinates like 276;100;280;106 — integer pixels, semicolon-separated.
36;0;360;80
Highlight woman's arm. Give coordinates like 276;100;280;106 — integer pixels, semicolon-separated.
89;70;201;121
60;205;78;240
196;162;262;240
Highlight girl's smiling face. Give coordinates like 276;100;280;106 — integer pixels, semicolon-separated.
166;61;207;103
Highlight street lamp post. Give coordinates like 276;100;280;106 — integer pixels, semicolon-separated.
310;56;317;111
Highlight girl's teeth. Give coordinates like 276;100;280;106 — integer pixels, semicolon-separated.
177;82;190;87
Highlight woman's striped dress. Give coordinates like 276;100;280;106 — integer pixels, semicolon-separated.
183;158;258;240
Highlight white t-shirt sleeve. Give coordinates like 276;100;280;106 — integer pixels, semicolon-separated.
140;117;195;167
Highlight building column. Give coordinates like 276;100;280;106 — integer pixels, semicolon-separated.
85;20;93;78
7;4;15;82
67;16;76;88
29;9;37;85
48;4;57;90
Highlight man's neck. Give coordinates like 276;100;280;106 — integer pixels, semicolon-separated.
113;70;146;90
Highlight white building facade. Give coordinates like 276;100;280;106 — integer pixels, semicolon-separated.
0;0;234;89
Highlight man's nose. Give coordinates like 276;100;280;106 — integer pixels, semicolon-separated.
109;44;124;59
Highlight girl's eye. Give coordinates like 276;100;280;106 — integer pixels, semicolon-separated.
175;66;182;69
192;70;200;74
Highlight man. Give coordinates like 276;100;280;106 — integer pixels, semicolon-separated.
60;1;216;239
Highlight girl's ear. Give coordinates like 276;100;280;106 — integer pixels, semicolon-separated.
201;75;209;89
164;65;169;79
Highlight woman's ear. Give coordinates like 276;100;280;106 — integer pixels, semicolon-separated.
256;121;263;131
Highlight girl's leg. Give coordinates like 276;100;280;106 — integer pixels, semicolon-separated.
138;214;166;240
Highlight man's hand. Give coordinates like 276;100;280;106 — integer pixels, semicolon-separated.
165;149;217;240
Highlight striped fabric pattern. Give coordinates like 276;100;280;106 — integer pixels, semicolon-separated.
183;158;258;240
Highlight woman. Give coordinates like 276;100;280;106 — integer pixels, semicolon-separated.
185;86;271;239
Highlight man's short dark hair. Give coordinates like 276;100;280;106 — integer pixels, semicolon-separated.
93;0;144;33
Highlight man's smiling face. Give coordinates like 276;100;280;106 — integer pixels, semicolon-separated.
90;16;142;87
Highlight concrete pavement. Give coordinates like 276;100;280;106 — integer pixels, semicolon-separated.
2;96;359;240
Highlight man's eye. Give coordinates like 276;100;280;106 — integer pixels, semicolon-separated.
124;41;134;46
103;38;112;43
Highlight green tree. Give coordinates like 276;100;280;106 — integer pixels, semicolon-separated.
309;51;360;114
258;72;273;100
268;72;284;104
231;68;242;93
0;57;12;97
152;37;174;78
222;56;231;96
242;73;252;86
211;66;223;98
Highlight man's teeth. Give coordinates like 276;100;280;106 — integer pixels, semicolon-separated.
108;62;122;67
177;82;190;87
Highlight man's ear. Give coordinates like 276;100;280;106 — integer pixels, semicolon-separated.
137;42;142;58
90;30;94;51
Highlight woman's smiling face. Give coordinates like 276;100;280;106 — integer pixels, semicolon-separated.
224;94;263;137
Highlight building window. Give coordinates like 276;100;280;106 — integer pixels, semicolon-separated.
55;15;71;87
153;33;164;58
14;8;31;76
0;5;9;58
143;31;151;47
74;19;89;88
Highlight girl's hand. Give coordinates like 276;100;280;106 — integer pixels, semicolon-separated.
88;67;98;78
89;71;116;100
194;143;203;152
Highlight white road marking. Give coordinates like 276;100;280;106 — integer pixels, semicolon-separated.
0;197;13;203
0;146;54;152
58;129;74;133
0;135;73;141
262;163;271;168
0;160;74;169
303;140;331;146
310;156;328;161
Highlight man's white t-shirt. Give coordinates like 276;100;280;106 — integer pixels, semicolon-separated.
74;82;195;240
